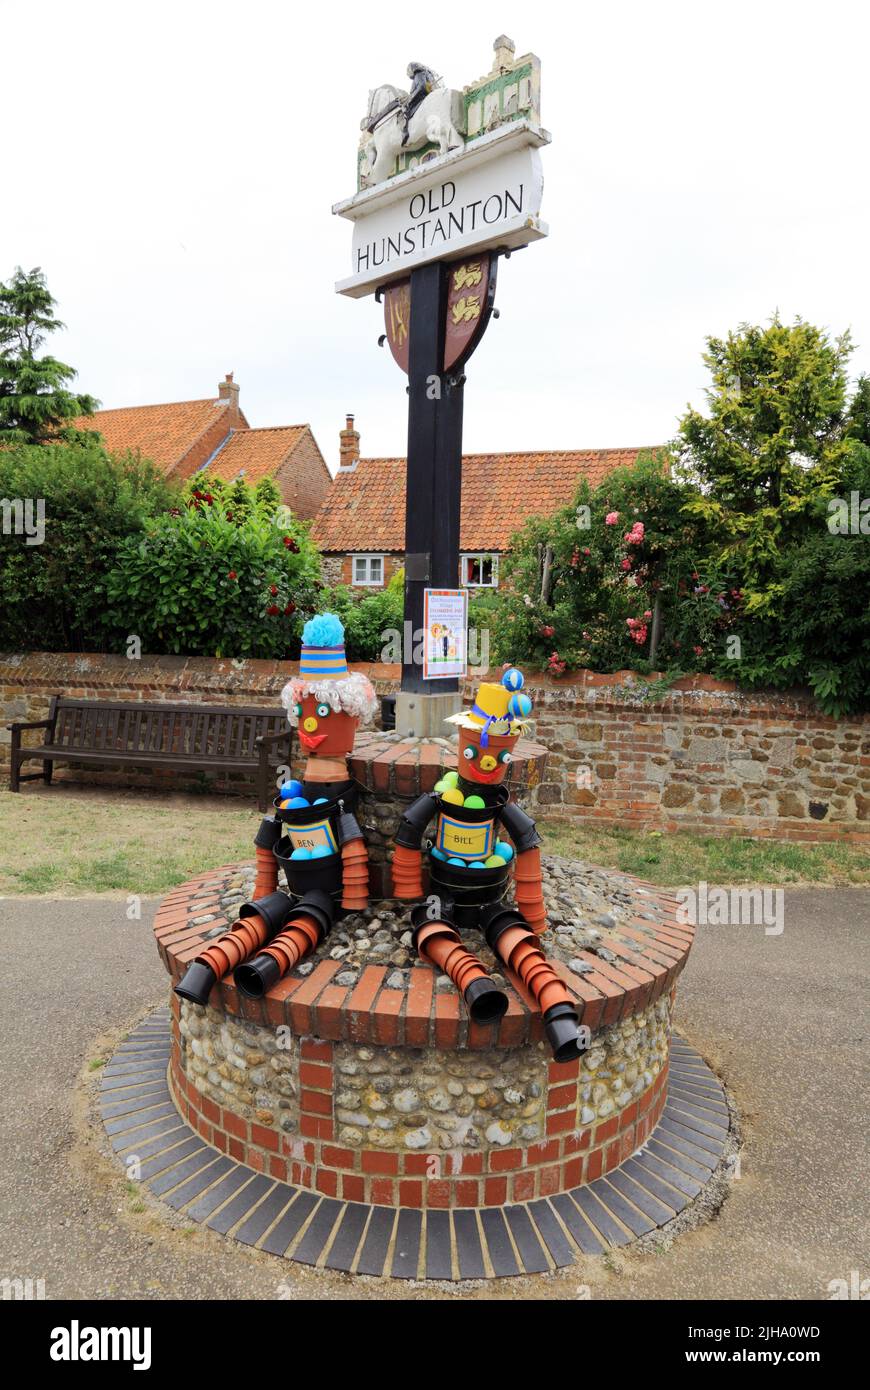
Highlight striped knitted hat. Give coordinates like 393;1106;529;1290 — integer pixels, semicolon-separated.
281;612;378;725
299;612;350;681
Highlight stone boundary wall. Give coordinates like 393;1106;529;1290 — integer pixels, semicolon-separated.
1;651;867;841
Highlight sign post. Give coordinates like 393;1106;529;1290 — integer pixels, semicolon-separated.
333;36;549;734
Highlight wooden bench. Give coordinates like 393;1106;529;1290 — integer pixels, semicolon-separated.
8;697;293;811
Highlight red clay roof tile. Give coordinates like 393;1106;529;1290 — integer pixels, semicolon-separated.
311;448;654;552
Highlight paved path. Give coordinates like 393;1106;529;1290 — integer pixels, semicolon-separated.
0;889;867;1301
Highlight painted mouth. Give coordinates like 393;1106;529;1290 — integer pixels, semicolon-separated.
466;765;503;784
298;731;327;750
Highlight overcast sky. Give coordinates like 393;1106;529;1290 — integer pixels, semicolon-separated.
4;0;868;470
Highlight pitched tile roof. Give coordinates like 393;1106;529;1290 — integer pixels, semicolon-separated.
73;398;244;471
312;448;653;552
205;426;308;484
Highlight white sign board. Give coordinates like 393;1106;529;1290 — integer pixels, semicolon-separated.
423;588;468;681
334;121;549;298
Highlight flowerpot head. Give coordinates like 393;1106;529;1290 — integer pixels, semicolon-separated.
446;670;533;787
281;612;377;762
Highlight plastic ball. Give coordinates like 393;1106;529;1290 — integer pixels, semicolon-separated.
508;692;532;719
464;794;486;809
287;796;310;809
441;770;460;788
502;667;524;692
440;788;465;806
494;841;514;862
279;780;304;800
312;797;328;804
278;798;292;809
469;860;487;870
433;779;449;793
309;845;331;858
430;846;447;861
447;857;467;867
290;847;312;860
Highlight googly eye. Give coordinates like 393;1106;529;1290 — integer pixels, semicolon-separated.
316;703;331;718
462;745;477;760
294;703;303;717
499;751;513;765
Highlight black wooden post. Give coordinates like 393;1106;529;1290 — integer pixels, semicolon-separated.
401;260;464;695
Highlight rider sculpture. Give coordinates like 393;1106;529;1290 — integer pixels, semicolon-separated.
360;60;465;186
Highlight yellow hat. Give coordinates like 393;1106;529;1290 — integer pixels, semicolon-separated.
445;681;529;745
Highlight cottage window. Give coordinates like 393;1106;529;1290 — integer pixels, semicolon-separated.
461;553;498;588
352;554;385;586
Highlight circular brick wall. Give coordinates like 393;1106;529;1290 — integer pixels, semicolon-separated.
157;859;691;1210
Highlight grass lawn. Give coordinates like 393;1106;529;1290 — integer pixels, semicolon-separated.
0;787;866;896
538;818;870;887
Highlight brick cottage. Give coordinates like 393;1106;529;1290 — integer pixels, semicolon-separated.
311;416;652;589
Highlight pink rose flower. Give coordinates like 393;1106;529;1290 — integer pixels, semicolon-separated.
605;512;619;526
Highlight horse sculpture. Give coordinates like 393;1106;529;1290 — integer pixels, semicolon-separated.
360;82;465;187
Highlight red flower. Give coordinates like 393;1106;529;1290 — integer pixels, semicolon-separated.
226;511;233;520
269;584;278;596
227;570;238;580
204;493;214;505
284;601;296;616
541;624;555;638
693;645;703;656
283;535;298;551
266;604;280;616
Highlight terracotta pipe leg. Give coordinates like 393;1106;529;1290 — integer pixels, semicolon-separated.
235;890;334;999
413;914;507;1024
174;913;270;1006
483;907;587;1062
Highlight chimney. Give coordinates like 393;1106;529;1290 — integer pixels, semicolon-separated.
339;413;360;470
492;34;516;73
218;372;240;420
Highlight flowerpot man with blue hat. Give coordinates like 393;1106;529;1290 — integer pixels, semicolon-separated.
174;613;377;1008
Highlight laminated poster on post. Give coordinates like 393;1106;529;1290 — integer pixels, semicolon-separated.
422;587;468;681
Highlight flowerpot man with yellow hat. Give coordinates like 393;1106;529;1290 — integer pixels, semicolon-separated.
392;668;588;1062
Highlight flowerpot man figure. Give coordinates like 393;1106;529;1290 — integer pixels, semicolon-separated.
391;670;588;1062
175;614;377;1006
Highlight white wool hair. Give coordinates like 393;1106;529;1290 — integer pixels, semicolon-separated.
281;671;378;726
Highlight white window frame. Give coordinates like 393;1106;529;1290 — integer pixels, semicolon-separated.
460;552;499;588
352;553;385;587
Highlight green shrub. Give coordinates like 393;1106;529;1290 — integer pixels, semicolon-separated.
103;497;323;658
0;439;176;650
324;583;404;662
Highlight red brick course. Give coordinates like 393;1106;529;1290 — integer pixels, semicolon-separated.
156;868;693;1048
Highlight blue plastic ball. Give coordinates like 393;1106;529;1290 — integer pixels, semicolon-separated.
287;796;310;809
310;845;331;858
508;692;532;719
430;847;447;861
502;667;524;692
290;847;312;860
312;797;328;805
279;780;304;800
494;841;514;863
469;860;487;870
447;857;467;867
